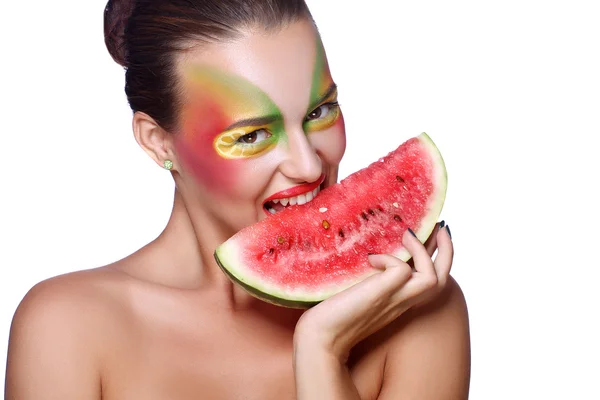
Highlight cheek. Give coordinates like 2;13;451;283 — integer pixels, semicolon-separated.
175;138;244;195
175;105;243;195
308;115;346;166
311;112;347;165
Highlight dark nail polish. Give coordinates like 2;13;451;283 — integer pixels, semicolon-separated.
439;220;446;229
408;228;417;238
445;225;452;239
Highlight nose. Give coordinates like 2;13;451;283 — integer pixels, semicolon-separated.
278;127;323;183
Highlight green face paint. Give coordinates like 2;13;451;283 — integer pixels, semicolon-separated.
174;66;292;192
303;36;341;133
180;66;287;160
176;35;342;172
171;22;346;209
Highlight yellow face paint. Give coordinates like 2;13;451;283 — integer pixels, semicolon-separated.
304;87;340;132
214;121;284;159
180;67;285;161
177;33;342;171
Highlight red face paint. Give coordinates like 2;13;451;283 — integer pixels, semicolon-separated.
175;97;243;192
174;67;284;194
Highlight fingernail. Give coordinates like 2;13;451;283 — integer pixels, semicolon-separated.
445;224;452;239
439;220;446;229
407;228;417;238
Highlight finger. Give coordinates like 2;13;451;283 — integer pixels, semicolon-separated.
367;254;413;295
315;256;411;320
407;223;439;269
423;221;441;257
387;229;438;302
322;254;411;309
433;222;454;283
402;229;436;278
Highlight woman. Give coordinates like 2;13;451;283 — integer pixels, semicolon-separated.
5;0;470;398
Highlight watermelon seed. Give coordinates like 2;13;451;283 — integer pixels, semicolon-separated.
394;215;402;222
361;212;368;220
269;248;274;254
377;206;384;212
393;202;399;208
277;236;285;244
396;176;404;182
322;220;330;230
368;209;375;216
338;229;344;238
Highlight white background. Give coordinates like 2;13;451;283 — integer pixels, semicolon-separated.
1;1;599;398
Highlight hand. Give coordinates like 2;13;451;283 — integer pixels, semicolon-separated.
294;222;453;361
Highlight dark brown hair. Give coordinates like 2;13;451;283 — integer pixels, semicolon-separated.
104;0;312;131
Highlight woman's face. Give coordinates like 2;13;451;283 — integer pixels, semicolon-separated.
172;19;346;234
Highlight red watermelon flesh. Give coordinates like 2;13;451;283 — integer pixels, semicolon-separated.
214;133;447;308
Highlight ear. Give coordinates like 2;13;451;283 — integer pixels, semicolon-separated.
132;111;178;170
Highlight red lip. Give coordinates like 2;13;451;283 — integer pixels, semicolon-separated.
263;174;325;205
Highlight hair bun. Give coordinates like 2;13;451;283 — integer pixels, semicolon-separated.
104;0;136;67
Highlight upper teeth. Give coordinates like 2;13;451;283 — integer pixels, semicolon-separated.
272;186;320;207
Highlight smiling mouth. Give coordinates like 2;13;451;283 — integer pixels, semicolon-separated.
263;175;326;215
264;185;322;214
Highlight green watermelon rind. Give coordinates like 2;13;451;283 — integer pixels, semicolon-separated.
214;132;447;308
392;132;448;261
214;251;352;308
215;240;377;307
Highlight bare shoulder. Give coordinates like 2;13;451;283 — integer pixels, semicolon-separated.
5;267;130;399
363;276;471;400
11;267;129;329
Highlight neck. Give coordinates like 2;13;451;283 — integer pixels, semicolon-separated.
153;188;263;309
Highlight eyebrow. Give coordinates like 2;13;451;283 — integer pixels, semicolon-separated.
220;83;338;131
308;83;338;111
223;114;281;131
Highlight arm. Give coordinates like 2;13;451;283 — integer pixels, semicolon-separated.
5;278;102;400
293;339;361;400
293;278;470;400
293;225;467;399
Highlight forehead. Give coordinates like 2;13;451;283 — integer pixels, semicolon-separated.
178;20;322;117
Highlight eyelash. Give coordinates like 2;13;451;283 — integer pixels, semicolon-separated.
236;129;272;145
234;101;340;144
307;101;340;120
323;101;340;108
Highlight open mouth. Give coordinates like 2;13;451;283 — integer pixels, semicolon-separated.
263;175;326;215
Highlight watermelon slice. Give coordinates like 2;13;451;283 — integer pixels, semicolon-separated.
214;132;447;308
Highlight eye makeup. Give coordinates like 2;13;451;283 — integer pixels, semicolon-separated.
303;86;340;132
180;66;286;157
174;34;343;194
174;67;286;191
214;120;284;159
304;37;342;134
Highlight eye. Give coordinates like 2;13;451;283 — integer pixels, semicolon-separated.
238;129;271;144
307;102;339;121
